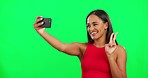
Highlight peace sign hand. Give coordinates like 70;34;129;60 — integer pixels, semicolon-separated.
105;32;118;56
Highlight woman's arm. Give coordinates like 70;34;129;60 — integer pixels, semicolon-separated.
39;31;82;56
108;46;127;78
34;16;82;56
105;33;127;78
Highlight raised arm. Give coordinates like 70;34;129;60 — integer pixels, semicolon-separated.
33;16;82;56
105;33;127;78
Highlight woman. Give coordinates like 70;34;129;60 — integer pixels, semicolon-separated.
34;9;127;78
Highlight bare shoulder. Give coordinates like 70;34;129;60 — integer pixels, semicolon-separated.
116;45;126;53
116;45;127;58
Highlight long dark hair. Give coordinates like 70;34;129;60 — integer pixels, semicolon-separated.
86;9;118;44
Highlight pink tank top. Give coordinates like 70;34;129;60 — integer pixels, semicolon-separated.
81;43;112;78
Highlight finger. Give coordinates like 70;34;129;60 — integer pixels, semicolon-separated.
113;32;118;41
34;16;43;25
35;16;43;23
109;33;114;43
34;22;44;28
112;42;117;47
36;18;43;23
109;42;116;47
36;16;42;20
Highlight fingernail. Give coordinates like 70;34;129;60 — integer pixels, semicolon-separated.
42;22;44;24
40;18;43;20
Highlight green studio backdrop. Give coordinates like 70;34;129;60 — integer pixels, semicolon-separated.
0;0;148;78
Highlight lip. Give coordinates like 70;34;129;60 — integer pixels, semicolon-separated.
90;31;98;37
91;33;96;36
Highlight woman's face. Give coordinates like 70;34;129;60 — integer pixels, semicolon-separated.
87;14;108;40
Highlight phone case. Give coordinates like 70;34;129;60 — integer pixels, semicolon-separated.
39;18;52;28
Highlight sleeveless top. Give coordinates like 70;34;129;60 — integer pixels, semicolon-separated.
81;43;112;78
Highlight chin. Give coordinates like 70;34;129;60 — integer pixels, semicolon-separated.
91;36;100;40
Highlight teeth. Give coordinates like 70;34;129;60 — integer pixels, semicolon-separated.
91;32;97;35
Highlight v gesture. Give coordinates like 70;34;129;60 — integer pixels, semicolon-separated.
105;32;118;56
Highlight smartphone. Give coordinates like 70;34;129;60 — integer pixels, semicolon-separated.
39;18;52;28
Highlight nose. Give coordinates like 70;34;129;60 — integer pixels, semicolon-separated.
89;26;94;31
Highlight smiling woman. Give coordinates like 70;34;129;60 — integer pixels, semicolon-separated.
84;10;126;78
33;9;127;78
86;10;118;45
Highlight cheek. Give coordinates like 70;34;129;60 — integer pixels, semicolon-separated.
97;25;104;33
96;26;106;38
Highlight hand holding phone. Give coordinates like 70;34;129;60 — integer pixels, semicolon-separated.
38;17;52;28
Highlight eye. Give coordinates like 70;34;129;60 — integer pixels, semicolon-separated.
93;24;98;26
87;25;90;28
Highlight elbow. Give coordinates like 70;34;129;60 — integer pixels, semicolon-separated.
58;48;65;53
58;44;66;52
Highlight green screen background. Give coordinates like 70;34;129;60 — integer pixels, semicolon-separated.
0;0;148;78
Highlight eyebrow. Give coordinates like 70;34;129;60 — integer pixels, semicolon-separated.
87;22;98;26
92;22;98;24
87;22;98;24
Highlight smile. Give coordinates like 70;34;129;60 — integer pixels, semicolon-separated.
90;31;98;36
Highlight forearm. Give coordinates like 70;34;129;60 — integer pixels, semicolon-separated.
38;31;65;51
108;56;125;78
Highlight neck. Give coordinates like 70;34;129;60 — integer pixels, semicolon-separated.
93;33;106;48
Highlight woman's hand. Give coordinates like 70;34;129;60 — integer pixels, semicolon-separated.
105;32;118;56
33;16;45;34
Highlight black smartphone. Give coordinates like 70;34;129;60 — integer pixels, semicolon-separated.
39;18;52;28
